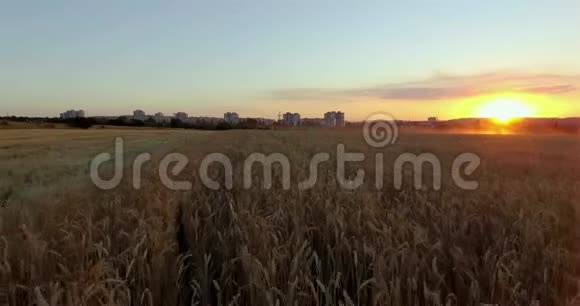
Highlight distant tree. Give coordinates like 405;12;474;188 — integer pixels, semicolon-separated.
131;119;145;127
215;122;233;130
67;117;94;129
107;118;126;126
145;117;157;126
170;119;184;128
240;119;258;129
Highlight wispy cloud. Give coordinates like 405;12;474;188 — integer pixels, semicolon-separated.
269;72;580;101
523;84;577;95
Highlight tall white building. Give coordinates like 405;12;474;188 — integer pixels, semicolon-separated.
336;111;345;127
60;110;86;119
224;112;240;124
283;112;301;126
324;111;345;127
324;111;336;127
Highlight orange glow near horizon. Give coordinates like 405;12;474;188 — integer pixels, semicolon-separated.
475;96;536;124
344;91;575;121
440;91;578;122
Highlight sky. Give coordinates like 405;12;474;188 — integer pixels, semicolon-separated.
1;0;579;120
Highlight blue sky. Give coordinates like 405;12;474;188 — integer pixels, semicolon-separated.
1;0;579;119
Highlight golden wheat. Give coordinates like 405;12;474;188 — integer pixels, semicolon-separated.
0;129;578;305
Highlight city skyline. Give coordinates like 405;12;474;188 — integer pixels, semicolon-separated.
1;1;580;120
8;105;580;122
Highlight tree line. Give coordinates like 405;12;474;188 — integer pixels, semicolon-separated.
0;116;272;130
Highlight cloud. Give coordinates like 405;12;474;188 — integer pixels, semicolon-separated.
342;85;479;100
269;72;580;101
524;84;577;94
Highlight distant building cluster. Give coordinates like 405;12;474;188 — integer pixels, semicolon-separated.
117;109;274;128
282;112;301;126
59;108;349;129
132;110;173;123
132;110;223;125
324;111;345;127
60;110;86;119
279;111;346;128
48;109;580;134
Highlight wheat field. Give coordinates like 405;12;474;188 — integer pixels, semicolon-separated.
0;128;579;306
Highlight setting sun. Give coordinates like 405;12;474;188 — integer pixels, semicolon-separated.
476;97;535;123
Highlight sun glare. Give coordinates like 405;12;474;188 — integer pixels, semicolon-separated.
476;97;535;123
